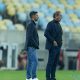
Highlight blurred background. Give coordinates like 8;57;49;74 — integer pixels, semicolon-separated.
0;0;80;71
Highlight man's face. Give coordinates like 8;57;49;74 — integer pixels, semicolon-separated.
55;14;62;22
33;13;39;21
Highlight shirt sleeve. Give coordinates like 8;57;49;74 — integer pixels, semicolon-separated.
44;22;54;42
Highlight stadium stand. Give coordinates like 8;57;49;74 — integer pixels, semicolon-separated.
0;0;80;31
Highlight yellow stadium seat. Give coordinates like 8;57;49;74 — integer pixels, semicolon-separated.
74;4;80;9
38;12;44;17
76;27;80;32
47;2;53;8
69;14;77;19
6;4;16;16
62;26;70;32
0;21;5;26
71;18;79;22
3;19;13;25
35;0;43;4
0;25;7;30
69;27;77;32
23;4;31;12
66;5;73;9
59;0;67;5
51;5;57;10
12;1;21;8
7;8;16;16
15;24;24;31
56;7;65;13
0;21;7;30
16;5;25;13
2;0;11;3
11;0;19;3
75;0;80;4
43;0;50;4
46;16;53;22
6;4;14;9
31;3;39;8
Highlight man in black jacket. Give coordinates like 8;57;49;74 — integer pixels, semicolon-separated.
44;11;63;80
25;11;39;80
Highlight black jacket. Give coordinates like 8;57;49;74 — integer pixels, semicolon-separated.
44;20;63;50
25;20;39;49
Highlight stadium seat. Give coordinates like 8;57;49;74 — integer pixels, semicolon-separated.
3;19;15;30
17;12;27;22
0;20;7;30
15;24;25;31
0;15;3;20
67;0;75;6
0;2;6;13
0;0;80;30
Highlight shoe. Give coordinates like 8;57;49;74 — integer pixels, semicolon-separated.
26;78;32;80
32;78;39;80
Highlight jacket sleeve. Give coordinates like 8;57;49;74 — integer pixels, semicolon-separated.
27;24;34;40
24;24;32;50
44;22;54;42
27;23;38;47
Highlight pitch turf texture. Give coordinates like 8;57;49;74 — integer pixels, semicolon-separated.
0;70;80;80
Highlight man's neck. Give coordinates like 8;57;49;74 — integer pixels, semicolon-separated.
31;19;36;25
32;18;35;21
54;19;60;23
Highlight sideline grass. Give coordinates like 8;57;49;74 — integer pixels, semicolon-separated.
0;70;80;80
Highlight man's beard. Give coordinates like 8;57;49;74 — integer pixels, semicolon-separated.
34;19;38;22
56;19;61;22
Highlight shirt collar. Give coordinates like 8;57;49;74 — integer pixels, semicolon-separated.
53;19;59;23
31;20;36;25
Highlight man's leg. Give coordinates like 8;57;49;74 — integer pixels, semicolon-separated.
46;56;51;80
46;49;55;80
31;48;38;79
27;47;33;79
51;47;60;80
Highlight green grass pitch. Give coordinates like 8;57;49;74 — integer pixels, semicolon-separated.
0;70;80;80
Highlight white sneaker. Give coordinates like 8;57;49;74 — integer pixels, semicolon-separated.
32;78;39;80
26;78;32;80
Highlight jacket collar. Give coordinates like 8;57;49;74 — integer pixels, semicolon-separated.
31;20;36;25
53;19;59;23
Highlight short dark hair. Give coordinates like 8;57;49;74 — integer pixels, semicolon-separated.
29;11;38;18
53;11;61;18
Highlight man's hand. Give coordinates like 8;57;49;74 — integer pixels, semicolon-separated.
53;41;58;46
22;51;27;54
